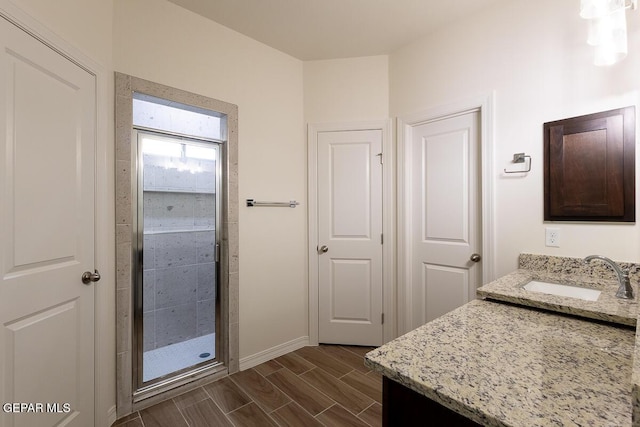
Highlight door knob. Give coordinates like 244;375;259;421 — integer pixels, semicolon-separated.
82;269;101;284
470;253;482;262
319;245;329;254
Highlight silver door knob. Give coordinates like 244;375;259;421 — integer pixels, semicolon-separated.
319;245;329;254
82;269;101;284
470;253;482;262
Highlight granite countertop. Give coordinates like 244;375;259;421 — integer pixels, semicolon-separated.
476;269;639;326
632;327;640;426
365;299;635;427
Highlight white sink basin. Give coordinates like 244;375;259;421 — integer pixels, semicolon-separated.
522;280;601;301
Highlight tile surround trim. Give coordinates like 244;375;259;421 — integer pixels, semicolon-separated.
115;72;239;418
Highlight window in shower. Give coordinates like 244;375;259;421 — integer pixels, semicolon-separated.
133;93;224;391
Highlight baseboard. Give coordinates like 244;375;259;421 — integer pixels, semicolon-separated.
239;336;309;370
106;405;117;426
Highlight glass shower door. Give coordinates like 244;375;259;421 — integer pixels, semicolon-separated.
137;131;220;386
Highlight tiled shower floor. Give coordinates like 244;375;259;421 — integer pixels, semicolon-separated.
143;333;215;382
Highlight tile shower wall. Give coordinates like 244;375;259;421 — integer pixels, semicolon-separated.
142;152;216;351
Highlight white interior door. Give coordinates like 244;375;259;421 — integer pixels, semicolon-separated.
408;111;481;329
317;130;383;346
0;18;96;427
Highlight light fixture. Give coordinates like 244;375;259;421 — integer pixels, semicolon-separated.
580;0;622;19
580;0;637;65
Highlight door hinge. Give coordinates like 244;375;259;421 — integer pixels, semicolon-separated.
381;313;384;325
215;243;220;262
376;152;383;164
381;233;383;244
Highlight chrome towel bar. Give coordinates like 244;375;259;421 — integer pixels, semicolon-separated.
246;199;299;208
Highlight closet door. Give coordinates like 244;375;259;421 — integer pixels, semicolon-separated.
317;129;383;346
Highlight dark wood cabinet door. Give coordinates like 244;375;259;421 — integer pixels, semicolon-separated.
544;107;635;222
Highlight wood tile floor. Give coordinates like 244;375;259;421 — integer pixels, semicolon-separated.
113;345;381;427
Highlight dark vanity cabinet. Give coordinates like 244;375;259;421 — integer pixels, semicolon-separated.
544;106;635;222
383;377;481;426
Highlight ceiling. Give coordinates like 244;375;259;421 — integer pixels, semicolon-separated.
167;0;505;61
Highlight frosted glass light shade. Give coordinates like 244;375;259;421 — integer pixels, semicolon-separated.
594;41;627;65
588;6;628;65
581;0;628;65
581;0;625;19
587;7;628;46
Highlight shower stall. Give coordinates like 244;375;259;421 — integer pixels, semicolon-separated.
132;93;224;393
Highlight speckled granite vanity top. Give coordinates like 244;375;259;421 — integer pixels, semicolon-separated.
478;254;639;326
365;299;635;427
366;254;640;426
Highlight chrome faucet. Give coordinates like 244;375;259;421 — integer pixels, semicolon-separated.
583;255;634;299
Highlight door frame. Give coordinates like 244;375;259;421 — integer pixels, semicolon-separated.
308;120;394;346
397;93;495;335
0;1;113;426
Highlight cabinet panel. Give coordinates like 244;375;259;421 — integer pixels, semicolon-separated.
544;107;635;222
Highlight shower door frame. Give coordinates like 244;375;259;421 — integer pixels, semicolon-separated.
115;73;239;416
132;128;224;395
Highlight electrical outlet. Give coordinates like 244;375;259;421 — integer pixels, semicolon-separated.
545;228;560;247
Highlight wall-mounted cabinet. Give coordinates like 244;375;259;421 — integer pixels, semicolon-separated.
544;106;635;222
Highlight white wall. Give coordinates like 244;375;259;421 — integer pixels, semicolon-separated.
113;0;307;360
9;0;113;67
304;55;389;124
390;0;640;277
